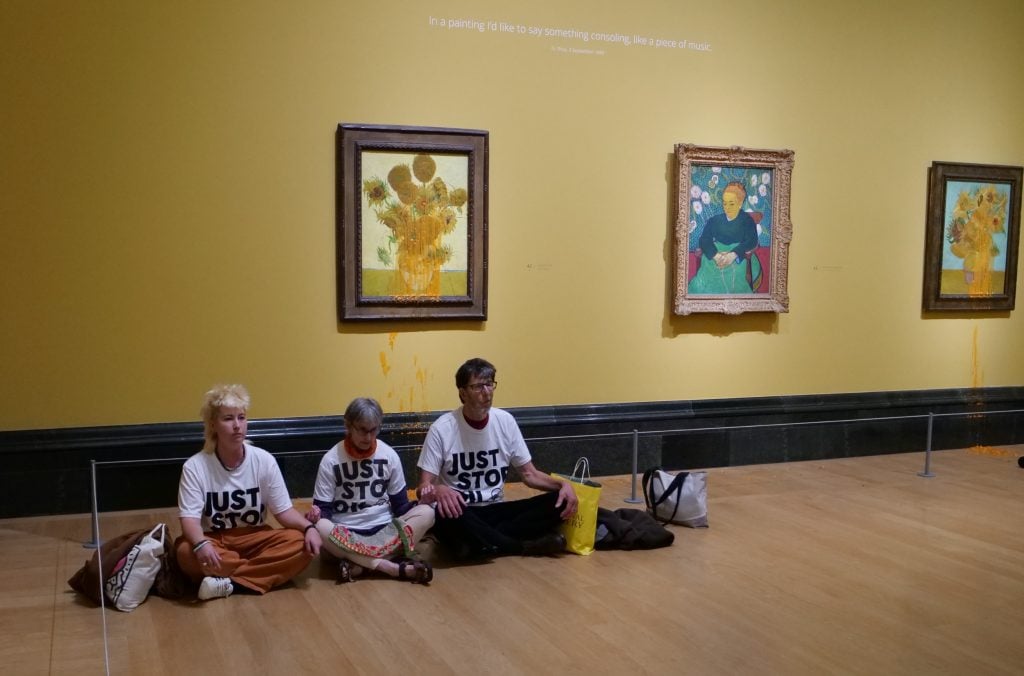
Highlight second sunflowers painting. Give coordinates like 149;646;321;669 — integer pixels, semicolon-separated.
922;161;1021;312
337;124;488;321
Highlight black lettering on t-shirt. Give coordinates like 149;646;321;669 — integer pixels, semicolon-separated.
336;458;392;485
204;487;261;526
447;449;502;475
332;500;369;514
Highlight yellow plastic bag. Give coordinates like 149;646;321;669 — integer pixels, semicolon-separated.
552;458;602;555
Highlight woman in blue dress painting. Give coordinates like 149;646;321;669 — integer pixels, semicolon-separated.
689;181;762;294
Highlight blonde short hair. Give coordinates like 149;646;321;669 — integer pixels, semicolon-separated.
200;384;251;452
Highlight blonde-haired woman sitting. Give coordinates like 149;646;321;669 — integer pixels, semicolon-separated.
175;384;321;600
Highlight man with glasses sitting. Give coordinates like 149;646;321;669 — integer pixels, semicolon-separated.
416;357;578;560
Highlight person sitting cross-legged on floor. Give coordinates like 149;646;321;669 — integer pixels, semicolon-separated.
416;357;577;561
175;384;321;601
307;397;435;583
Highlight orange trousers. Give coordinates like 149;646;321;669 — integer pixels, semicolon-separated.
175;526;312;594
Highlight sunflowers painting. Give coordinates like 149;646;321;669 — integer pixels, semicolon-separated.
923;161;1021;312
942;182;1010;296
360;151;469;298
338;124;487;321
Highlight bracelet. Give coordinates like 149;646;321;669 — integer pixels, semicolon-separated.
192;539;211;553
304;524;316;534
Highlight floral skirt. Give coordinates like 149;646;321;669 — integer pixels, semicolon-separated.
325;518;415;560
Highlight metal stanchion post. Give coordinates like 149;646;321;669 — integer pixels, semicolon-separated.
83;459;101;548
625;428;643;503
918;412;935;478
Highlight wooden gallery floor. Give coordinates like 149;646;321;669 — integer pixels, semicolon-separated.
2;447;1022;675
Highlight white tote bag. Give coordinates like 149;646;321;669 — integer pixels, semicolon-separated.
642;468;709;528
104;523;167;611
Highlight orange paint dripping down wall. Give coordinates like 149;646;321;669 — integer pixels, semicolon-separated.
970;326;983;389
967;325;991;453
379;333;431;414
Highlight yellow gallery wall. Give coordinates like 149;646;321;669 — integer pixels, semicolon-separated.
2;0;1023;431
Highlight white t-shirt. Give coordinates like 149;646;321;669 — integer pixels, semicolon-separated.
417;407;531;505
178;443;294;531
312;440;406;530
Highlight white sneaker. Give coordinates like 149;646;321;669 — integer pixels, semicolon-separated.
198;576;234;601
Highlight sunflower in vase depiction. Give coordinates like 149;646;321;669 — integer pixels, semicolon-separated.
360;152;469;298
942;182;1011;297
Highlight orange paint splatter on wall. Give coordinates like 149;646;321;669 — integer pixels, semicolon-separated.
377;333;433;414
970;326;983;388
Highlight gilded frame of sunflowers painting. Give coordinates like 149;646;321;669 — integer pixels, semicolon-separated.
923;162;1022;312
673;144;795;315
337;124;488;321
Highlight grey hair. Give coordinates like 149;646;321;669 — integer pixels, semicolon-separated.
344;397;384;428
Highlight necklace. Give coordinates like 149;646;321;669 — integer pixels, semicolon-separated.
217;446;246;471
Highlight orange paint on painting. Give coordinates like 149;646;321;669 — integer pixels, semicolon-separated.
379;351;391;377
388;332;398;350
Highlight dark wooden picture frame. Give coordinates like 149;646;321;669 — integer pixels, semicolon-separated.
923;161;1022;312
674;144;794;315
337;124;488;321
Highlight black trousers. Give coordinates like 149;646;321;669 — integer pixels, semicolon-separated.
431;491;562;557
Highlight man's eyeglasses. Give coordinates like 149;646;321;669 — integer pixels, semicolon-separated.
466;381;498;392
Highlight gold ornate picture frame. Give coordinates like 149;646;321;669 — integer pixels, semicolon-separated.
673;144;794;315
337;124;488;321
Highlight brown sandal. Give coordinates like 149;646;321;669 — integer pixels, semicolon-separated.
397;559;433;584
337;560;355;584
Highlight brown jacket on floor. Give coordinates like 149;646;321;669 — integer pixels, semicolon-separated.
594;508;675;550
